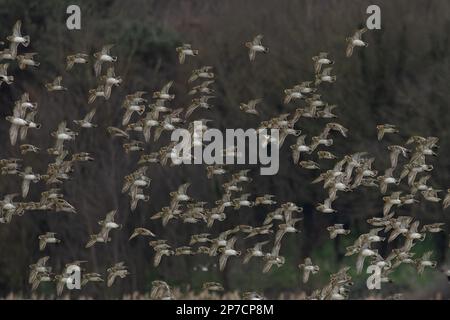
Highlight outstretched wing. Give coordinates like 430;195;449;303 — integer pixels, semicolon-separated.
102;44;114;55
84;109;96;122
161;81;173;94
13;20;22;36
252;34;263;45
354;27;368;39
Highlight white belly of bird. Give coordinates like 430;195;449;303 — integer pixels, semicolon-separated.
107;77;119;85
82;123;92;128
134;180;148;187
403;258;414;264
169;151;178;159
322;75;333;82
28;122;38;128
100;54;113;61
240;200;251;206
183;49;194;55
12;117;28;126
391;199;401;205
332;293;345;300
285;129;297;135
369;235;382;242
23;58;35;65
422;261;433;266
129;105;141;111
146;120;158;126
253;250;263;257
24;174;36;180
164;123;175;130
410;233;422;239
298;145;310;152
58;133;72;140
22;102;34;109
225;249;237;256
323;208;334;213
106;222;119;229
286;226;296;233
362;249;375;256
291;92;302;98
12;36;26;43
318;58;331;64
335;183;346;190
159;93;171;99
155;106;169;112
218;240;227;247
353;39;365;46
1;53;13;59
177;195;189;201
252;45;265;52
311;101;324;107
47;238;58;243
74;58;86;63
385;177;396;184
136;194;146;200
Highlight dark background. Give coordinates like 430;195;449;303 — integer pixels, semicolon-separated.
0;0;449;299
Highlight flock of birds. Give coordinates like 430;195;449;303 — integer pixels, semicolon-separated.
1;20;449;300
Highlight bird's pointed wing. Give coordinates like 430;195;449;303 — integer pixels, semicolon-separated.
252;34;263;45
161;81;173;94
13;20;22;36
